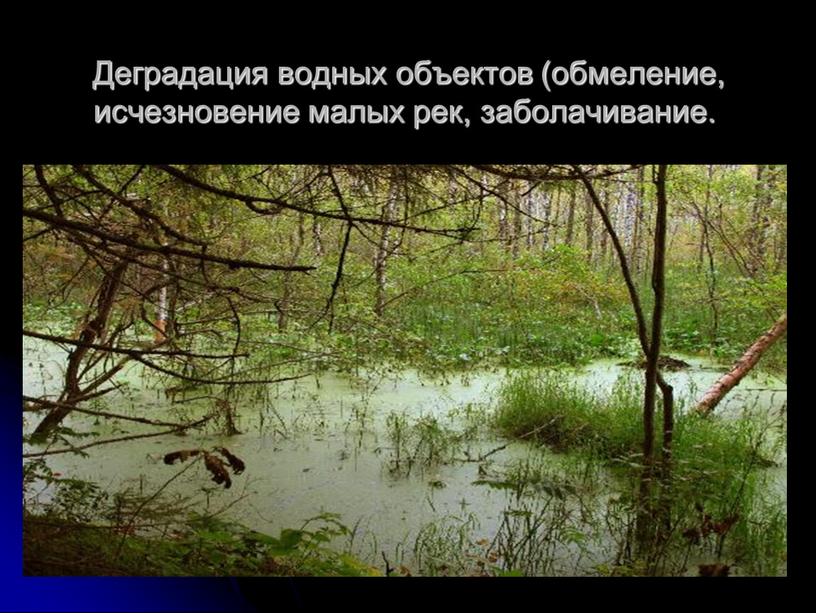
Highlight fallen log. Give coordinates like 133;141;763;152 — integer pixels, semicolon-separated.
695;311;787;415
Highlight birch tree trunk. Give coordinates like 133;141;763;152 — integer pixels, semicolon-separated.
540;189;551;251
598;181;610;265
155;200;169;342
374;175;398;316
631;166;646;274
584;187;595;263
497;180;509;248
748;164;773;277
312;218;324;257
525;182;537;250
565;188;575;247
551;185;562;247
512;180;523;258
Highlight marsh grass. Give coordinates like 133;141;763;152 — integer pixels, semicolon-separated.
494;371;782;469
412;513;485;576
384;412;476;476
493;371;643;458
492;371;787;575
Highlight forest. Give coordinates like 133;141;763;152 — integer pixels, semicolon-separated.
22;164;787;577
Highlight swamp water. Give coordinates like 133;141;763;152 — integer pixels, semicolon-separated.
23;340;787;575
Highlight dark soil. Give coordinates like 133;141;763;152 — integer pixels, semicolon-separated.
620;355;692;371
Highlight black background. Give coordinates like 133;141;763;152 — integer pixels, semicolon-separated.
6;20;804;609
10;44;803;163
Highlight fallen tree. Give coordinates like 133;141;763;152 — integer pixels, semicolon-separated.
695;311;787;415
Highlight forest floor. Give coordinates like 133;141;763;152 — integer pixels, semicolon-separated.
23;513;380;577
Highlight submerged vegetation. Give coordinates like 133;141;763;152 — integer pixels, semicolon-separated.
22;164;786;576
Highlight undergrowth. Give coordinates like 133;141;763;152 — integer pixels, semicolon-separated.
492;371;787;575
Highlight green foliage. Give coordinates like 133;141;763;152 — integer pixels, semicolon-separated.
23;165;788;379
23;461;378;576
23;164;787;576
24;499;378;576
24;511;380;576
384;246;634;370
661;263;787;370
170;511;378;576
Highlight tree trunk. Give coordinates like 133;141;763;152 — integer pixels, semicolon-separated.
748;164;773;277
643;165;671;467
697;165;713;272
154;200;170;342
584;187;595;263
653;167;674;467
774;223;787;274
565;188;575;247
654;181;676;554
277;214;306;331
312;218;324;257
631;166;645;274
695;312;787;415
540;189;551;251
512;181;523;258
33;259;129;436
374;175;398;316
598;181;610;265
621;174;637;265
497;180;509;248
551;185;562;247
575;165;674;561
525;183;537;250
